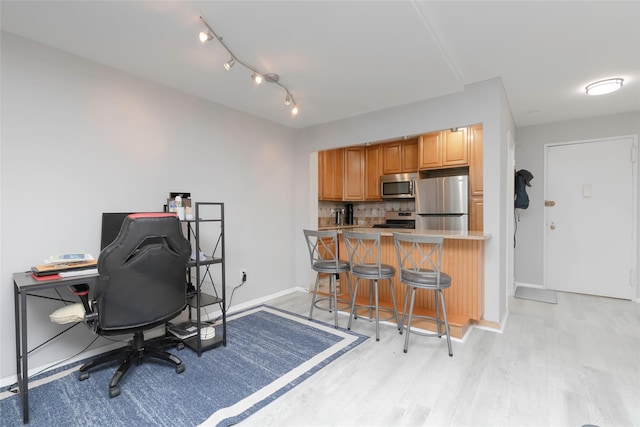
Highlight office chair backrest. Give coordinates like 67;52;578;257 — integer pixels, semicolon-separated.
95;213;191;332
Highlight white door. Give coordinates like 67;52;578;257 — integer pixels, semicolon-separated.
545;136;636;299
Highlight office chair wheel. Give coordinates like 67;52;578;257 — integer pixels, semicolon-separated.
79;371;90;381
109;385;121;398
176;363;185;374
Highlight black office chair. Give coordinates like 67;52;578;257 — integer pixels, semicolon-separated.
76;213;191;397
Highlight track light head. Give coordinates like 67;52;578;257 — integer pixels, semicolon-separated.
224;57;236;71
291;105;299;115
198;31;214;43
252;73;263;84
284;94;292;106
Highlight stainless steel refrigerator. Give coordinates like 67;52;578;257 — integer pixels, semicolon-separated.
415;175;469;231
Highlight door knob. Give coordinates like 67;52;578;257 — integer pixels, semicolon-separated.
550;223;556;230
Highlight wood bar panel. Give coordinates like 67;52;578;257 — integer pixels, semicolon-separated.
336;232;486;337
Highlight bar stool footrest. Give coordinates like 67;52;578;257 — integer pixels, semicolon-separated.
353;305;398;322
313;296;352;313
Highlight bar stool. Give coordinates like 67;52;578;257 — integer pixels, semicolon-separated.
303;229;352;328
342;231;401;341
393;233;452;356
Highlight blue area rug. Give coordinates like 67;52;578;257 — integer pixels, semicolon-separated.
1;305;367;426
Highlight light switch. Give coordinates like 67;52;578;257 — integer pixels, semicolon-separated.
583;184;592;198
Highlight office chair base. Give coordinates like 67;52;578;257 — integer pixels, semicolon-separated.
78;331;185;397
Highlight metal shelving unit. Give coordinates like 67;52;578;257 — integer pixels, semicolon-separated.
181;202;226;356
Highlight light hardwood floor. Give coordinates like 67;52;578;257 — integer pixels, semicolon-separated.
237;290;640;427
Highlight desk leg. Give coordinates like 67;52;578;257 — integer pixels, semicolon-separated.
14;283;29;423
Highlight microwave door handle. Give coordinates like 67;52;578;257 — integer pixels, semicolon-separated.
410;180;414;196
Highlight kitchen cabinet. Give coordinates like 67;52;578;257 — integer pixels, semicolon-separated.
364;145;382;200
469;125;483;197
318;148;344;200
468;124;483;231
469;197;484;232
382;138;418;174
342;145;384;202
418;128;468;170
343;147;364;200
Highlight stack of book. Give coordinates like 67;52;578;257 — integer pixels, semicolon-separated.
31;253;97;277
167;321;199;339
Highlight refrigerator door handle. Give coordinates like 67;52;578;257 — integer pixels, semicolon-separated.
417;213;465;217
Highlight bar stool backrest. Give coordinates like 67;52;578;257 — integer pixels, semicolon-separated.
343;231;384;277
393;233;444;288
303;229;341;272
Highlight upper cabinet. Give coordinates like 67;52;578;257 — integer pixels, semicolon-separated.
468;124;483;231
418;128;468;170
342;145;384;201
318;148;344;201
382;138;418;174
468;125;483;197
343;147;365;201
364;145;382;201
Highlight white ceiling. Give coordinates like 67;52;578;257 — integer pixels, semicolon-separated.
1;1;639;129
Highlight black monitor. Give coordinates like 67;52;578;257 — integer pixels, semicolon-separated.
100;212;133;250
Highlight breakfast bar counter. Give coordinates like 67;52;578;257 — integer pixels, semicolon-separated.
329;227;492;338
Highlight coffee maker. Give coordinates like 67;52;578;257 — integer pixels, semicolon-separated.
345;204;354;225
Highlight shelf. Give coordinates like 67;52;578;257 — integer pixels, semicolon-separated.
186;256;222;268
183;333;225;352
188;292;222;308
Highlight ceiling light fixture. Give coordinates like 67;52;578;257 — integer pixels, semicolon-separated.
585;78;624;96
223;57;235;71
198;15;299;116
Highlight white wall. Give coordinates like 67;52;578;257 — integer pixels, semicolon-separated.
293;78;516;328
1;31;521;383
515;111;640;300
0;33;297;380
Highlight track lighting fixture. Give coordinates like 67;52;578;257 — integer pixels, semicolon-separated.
198;15;299;117
224;57;236;71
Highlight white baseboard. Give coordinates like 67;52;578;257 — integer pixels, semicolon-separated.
513;281;544;295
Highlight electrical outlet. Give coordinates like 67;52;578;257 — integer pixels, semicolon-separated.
241;269;247;282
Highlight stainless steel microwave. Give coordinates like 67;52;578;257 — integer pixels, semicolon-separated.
380;173;417;199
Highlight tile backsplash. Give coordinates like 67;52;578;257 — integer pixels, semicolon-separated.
318;200;415;227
